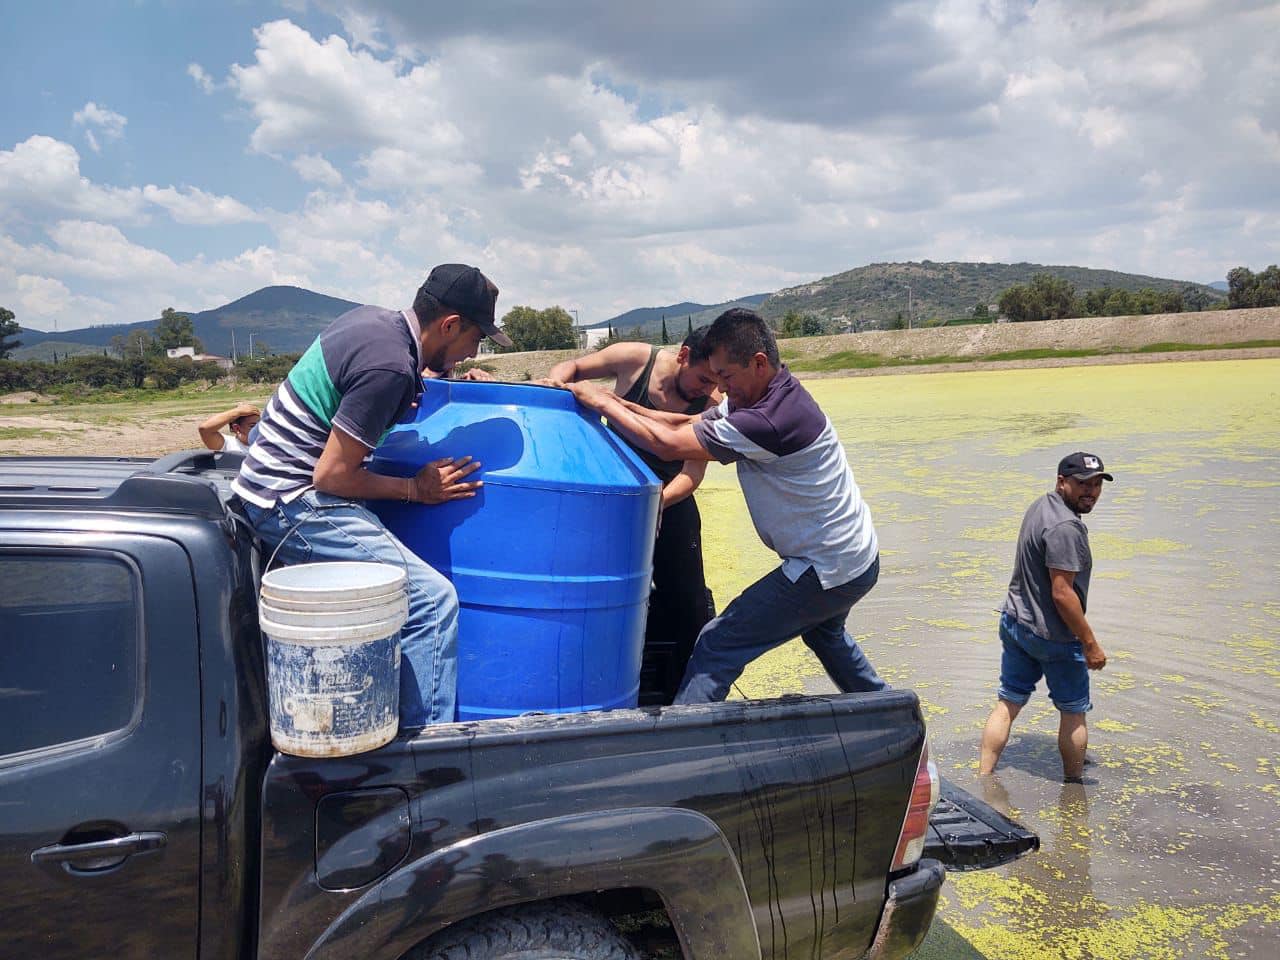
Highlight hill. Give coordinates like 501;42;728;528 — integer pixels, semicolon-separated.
14;289;770;359
759;261;1226;327
186;286;360;356
8;263;1228;361
591;293;770;338
14;286;360;360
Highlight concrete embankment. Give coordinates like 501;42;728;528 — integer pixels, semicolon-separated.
473;306;1280;381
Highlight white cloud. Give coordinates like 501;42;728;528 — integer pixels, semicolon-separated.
187;63;219;94
0;222;315;330
0;264;117;330
337;7;388;51
357;147;481;190
0;136;144;221
1235;116;1280;163
292;153;344;186
14;273;74;317
72;102;127;153
141;185;262;225
0;137;261;229
228;19;461;154
1078;107;1127;149
7;3;1280;332
45;221;182;280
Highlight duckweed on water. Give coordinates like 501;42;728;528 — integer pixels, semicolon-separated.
692;359;1278;955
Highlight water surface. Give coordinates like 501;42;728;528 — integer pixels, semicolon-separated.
697;359;1279;958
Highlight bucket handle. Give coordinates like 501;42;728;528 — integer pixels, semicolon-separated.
263;499;413;577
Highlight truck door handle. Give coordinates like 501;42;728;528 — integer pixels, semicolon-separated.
31;831;167;871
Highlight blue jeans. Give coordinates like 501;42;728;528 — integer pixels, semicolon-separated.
242;490;459;726
675;556;886;703
998;612;1091;714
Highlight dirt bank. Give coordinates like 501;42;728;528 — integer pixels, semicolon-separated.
471;306;1280;381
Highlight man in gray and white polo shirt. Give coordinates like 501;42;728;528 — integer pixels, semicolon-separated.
565;307;886;703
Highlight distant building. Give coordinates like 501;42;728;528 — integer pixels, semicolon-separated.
477;326;607;354
167;346;233;370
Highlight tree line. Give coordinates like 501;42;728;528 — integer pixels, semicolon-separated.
995;274;1219;323
494;304;726;352
995;266;1278;324
0;305;301;394
1226;265;1280;309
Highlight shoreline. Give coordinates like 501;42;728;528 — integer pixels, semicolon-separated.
466;306;1280;382
788;345;1280;379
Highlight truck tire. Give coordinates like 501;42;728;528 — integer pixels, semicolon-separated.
411;900;644;960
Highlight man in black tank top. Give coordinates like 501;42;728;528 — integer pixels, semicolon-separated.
549;329;720;704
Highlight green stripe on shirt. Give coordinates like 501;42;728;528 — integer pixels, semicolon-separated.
286;339;340;427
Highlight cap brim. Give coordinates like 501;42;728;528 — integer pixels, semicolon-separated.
1073;470;1114;481
485;327;513;348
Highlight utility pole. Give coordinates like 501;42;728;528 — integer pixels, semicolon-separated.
903;284;914;330
231;330;237;362
248;332;255;359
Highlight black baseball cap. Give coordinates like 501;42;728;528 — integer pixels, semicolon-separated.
1058;451;1114;482
419;263;511;348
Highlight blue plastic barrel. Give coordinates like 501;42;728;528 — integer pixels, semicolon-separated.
369;379;661;721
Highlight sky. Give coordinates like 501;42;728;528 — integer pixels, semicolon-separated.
1;0;1277;333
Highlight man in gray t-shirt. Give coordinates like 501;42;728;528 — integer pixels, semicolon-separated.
980;452;1113;782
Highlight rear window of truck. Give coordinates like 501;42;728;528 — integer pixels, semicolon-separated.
0;553;141;759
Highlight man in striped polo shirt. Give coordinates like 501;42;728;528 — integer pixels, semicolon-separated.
232;264;510;726
566;308;886;703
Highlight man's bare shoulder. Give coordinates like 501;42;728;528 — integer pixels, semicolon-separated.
594;341;653;370
570;341;654;383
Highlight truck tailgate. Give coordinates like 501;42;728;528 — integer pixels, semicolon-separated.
925;777;1039;870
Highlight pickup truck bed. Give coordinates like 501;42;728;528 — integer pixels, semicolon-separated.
0;453;1036;960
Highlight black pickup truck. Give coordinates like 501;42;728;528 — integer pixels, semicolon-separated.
0;452;1036;960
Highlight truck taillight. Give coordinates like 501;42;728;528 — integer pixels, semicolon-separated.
890;740;940;871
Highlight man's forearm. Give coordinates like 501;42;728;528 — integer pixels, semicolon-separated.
661;473;695;509
596;393;691;460
1053;590;1096;646
314;463;411;502
616;397;700;427
199;411;238;432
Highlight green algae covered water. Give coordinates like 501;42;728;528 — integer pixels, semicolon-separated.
696;358;1279;958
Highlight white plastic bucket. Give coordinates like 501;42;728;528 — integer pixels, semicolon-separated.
260;593;407;628
260;561;406;604
260;562;408;758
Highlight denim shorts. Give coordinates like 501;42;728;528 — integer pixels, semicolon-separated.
998;612;1091;714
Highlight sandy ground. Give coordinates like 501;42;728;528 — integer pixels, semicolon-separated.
0;391;275;458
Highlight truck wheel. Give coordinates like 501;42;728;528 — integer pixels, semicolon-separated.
411;900;643;960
